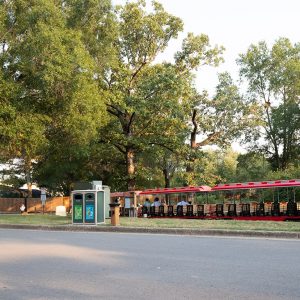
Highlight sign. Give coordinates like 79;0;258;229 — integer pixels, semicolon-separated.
74;205;83;220
125;197;131;209
41;188;46;204
85;205;95;220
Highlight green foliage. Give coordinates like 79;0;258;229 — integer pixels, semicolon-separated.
137;145;181;189
238;38;300;170
175;32;224;71
197;72;260;147
173;148;239;187
184;72;259;186
98;1;225;190
3;1;299;193
1;0;108;192
267;164;300;181
235;152;271;182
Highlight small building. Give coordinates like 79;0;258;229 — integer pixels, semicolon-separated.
110;191;142;216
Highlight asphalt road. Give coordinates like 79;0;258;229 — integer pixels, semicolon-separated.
0;229;300;300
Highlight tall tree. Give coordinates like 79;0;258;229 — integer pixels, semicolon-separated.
1;0;107;193
238;38;300;170
97;1;184;191
186;72;259;185
97;1;224;190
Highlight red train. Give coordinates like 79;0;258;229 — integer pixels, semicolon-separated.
137;179;300;221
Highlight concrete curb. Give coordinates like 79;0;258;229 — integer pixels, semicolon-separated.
0;224;300;239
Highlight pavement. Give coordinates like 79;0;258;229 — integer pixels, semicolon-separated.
2;228;300;299
0;223;300;239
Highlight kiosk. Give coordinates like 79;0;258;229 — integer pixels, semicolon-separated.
71;181;110;224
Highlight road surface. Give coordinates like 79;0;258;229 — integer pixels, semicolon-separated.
0;229;300;299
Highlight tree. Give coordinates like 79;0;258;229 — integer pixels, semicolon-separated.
95;1;183;190
64;0;116;73
185;72;259;185
235;152;271;182
172;148;239;187
138;145;181;188
95;1;225;191
238;38;300;170
1;0;108;193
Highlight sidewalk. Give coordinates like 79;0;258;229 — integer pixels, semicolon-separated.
1;224;300;239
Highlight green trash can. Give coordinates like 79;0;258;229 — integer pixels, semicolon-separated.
73;194;84;224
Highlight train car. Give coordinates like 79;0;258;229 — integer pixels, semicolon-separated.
137;179;300;221
212;179;300;221
138;186;212;218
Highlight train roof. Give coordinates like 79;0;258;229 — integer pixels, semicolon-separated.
110;191;142;197
139;186;211;195
212;179;300;191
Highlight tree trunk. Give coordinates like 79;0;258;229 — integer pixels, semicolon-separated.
191;129;197;149
187;109;198;174
25;157;32;198
163;168;171;204
163;168;171;188
126;148;136;191
264;101;280;170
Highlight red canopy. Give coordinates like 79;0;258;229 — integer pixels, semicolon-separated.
110;191;142;198
139;186;211;195
212;179;300;191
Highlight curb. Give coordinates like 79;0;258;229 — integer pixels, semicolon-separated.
0;224;300;239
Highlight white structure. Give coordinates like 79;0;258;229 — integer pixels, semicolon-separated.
56;206;67;217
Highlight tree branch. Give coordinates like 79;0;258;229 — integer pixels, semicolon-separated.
129;61;147;88
106;104;124;118
196;132;221;147
191;109;198;148
126;112;135;135
149;142;176;153
112;143;127;154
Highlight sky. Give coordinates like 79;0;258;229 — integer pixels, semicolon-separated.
113;0;300;94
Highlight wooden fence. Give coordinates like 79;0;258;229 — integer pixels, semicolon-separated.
0;197;71;213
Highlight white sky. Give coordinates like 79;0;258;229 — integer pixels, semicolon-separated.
113;0;300;94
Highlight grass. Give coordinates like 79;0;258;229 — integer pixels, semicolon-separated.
1;214;300;232
117;217;300;232
0;214;72;225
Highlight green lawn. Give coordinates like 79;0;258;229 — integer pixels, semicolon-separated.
119;217;300;232
1;214;300;232
0;214;72;225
